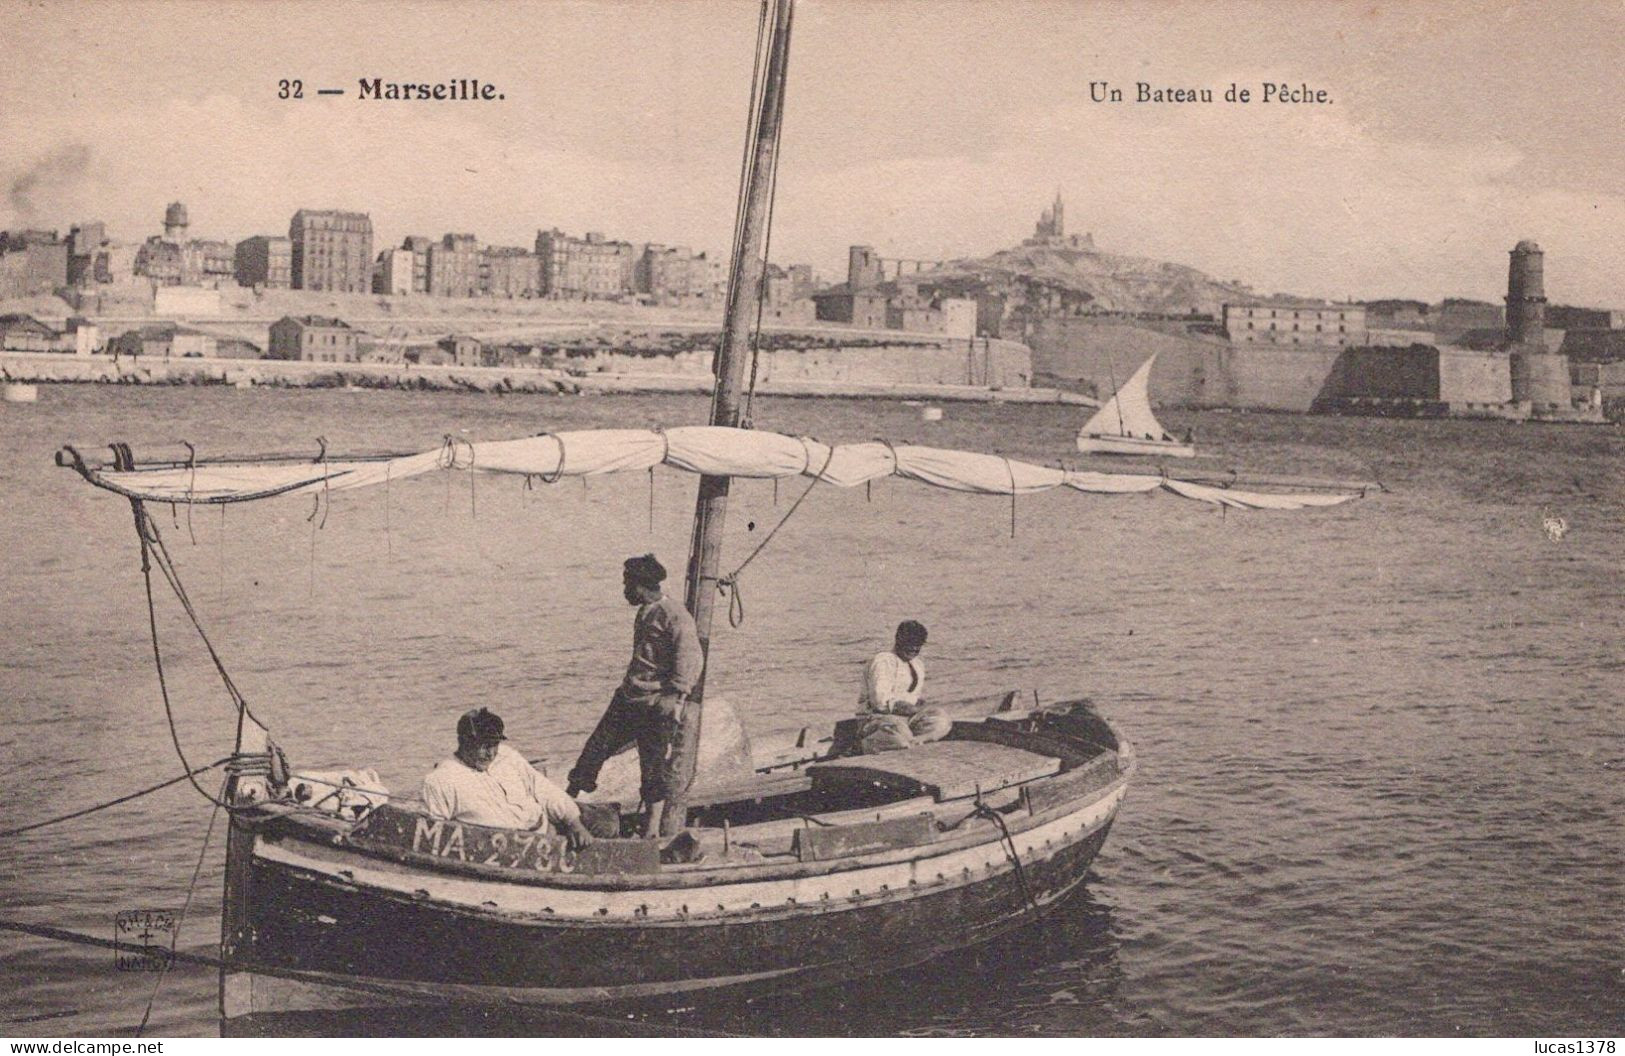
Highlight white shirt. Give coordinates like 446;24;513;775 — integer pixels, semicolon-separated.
858;651;925;716
421;743;580;830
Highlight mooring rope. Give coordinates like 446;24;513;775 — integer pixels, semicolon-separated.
972;801;1044;921
0;918;737;1037
0;757;231;839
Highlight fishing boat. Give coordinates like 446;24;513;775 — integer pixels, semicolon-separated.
1076;353;1196;457
53;0;1365;1027
56;422;1363;1021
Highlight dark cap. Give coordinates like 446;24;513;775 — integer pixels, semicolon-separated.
895;620;928;650
457;707;506;747
623;553;667;587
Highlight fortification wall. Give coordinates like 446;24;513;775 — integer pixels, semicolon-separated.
1025;318;1216;402
1031;316;1528;414
1193;344;1346;411
1438;348;1512;405
568;339;1031;389
0;339;1038;397
758;339;1029;388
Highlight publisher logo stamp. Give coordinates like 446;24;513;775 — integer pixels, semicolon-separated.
114;909;177;972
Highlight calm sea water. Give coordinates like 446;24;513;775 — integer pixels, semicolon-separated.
1;386;1620;1037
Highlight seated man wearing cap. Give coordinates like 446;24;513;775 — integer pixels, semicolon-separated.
422;707;594;850
567;553;704;836
856;620;952;754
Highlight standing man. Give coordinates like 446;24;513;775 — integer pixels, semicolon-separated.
567;554;704;835
857;620;952;754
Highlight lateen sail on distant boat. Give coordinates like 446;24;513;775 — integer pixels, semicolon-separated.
1076;353;1197;457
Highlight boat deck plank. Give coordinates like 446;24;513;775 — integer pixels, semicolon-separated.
684;770;815;809
807;740;1060;802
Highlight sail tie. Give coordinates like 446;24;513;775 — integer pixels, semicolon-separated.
532;431;567;484
715;445;834;628
867;436;902;504
180;440;198;545
1004;456;1018;539
383;461;393;556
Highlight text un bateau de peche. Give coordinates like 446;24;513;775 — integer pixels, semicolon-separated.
1091;81;1330;104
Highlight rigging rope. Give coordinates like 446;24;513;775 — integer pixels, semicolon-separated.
128;500;267;814
140;519;235;812
709;0;772;429
138;509;262;726
216;504;226;608
135;795;220;1037
1104;354;1123;437
714;445;834;628
741;0;793;426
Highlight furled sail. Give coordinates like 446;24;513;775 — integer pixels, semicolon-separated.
1080;354;1169;440
58;427;1361;511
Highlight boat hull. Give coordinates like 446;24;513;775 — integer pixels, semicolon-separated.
1076;434;1197;457
221;778;1126;1019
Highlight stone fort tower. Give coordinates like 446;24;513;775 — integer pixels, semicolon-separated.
1505;239;1571;415
1506;240;1546;347
847;245;884;289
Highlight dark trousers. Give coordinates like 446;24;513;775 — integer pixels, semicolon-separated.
569;686;689;806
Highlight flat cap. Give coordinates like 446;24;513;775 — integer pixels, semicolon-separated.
457;707;506;746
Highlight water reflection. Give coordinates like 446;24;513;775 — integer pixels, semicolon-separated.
222;882;1121;1038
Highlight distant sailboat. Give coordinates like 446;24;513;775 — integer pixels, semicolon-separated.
1076;353;1196;457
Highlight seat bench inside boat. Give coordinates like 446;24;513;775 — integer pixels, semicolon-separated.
684;734;1066;829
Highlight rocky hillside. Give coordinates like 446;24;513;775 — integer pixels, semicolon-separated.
927;242;1253;318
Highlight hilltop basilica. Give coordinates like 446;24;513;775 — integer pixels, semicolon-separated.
1024;190;1095;250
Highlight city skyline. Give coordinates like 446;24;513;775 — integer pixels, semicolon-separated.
2;0;1621;306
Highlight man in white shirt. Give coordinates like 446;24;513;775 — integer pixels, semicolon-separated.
422;707;594;849
857;621;951;753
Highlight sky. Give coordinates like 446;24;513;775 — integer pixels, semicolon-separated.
2;0;1621;305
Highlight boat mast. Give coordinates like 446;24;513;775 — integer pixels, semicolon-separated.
665;0;795;836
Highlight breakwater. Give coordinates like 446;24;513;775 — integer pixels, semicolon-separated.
0;351;1092;405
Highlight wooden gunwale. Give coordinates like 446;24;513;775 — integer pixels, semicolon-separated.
248;786;1122;928
253;760;1127;893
